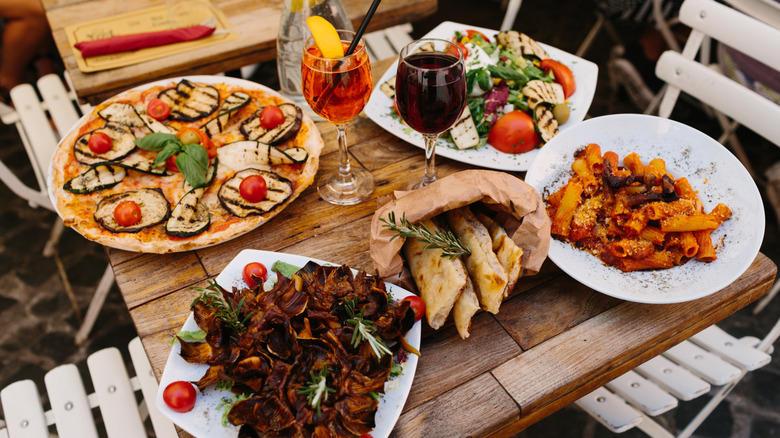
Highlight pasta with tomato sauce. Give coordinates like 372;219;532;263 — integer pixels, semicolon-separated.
545;143;731;272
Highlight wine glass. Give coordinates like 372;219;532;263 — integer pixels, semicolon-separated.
396;39;466;189
301;30;374;205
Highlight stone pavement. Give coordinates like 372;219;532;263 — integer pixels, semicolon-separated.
1;1;779;437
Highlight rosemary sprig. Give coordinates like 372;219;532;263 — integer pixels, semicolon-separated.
297;366;336;415
343;297;392;360
190;280;252;336
379;212;470;259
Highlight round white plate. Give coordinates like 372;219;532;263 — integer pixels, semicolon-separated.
155;249;421;438
363;21;599;172
524;114;764;304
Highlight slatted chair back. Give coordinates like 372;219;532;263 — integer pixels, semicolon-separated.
0;338;177;438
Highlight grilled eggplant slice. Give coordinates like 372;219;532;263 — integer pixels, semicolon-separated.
98;103;146;128
63;163;126;194
201;91;251;137
158;79;220;122
116;153;168;176
240;103;302;145
74;123;137;164
217;140;308;171
218;169;293;218
522;80;565;110
139;114;176;134
533;103;559;144
94;188;170;233
166;188;210;237
449;105;480;150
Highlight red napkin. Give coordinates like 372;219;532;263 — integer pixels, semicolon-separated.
74;25;216;57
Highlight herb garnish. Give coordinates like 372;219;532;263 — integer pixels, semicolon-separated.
343;297;392;360
380;212;471;259
190;280;251;338
135;133;209;189
297;366;336;415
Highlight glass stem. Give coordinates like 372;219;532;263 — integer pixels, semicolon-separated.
335;124;356;189
422;133;437;186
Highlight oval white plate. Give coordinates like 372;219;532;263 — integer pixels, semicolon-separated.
156;249;421;437
363;21;599;172
524;114;764;303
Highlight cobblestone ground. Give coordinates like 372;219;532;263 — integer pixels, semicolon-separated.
1;1;779;437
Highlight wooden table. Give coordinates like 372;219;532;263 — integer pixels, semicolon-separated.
41;0;437;105
105;58;777;437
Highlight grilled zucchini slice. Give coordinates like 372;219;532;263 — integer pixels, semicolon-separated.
217;140;308;171
240;103;302;145
139;114;176;134
201;91;251;137
93;188;170;233
522;80;565;110
116;153;168;176
98;103;146;128
449;105;480;150
380;76;396;98
165;188;210;237
158;79;220;122
533;103;559;144
218;169;293;218
496;31;549;61
63;163;126;194
74;123;137;164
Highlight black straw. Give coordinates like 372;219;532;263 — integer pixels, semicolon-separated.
345;0;382;56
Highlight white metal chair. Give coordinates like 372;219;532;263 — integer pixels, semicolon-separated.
0;337;177;438
364;23;415;62
0;73;114;345
577;0;780;435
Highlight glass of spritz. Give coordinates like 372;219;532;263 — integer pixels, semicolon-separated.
302;29;374;205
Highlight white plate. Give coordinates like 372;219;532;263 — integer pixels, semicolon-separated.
524;114;765;304
364;21;599;172
156;249;421;437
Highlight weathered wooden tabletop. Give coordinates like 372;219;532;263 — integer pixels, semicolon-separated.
41;0;437;105
104;58;777;437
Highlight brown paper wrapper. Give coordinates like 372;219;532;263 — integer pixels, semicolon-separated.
369;169;551;286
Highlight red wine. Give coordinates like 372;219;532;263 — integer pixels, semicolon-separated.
396;52;466;134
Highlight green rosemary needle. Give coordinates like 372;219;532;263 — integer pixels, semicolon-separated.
297;366;336;415
379;212;470;259
343;298;392;360
190;280;252;337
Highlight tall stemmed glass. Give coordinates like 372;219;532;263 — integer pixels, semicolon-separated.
302;30;374;205
396;39;466;189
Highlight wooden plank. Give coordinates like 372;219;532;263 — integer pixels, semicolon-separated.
491;253;776;433
391;373;520;437
129;281;205;338
112;252;206;309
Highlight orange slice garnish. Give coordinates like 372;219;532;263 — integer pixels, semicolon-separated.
306;16;345;58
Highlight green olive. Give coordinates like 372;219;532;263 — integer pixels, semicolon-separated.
552;103;570;125
180;131;200;145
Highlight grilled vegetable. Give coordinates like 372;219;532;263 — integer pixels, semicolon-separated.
200;91;251;137
239;103;302;145
218;169;292;217
217;140;308;171
533;103;559;144
165;188;210;237
94;188;170;233
449;105;480;150
140;114;176;135
522;80;564;110
158;79;220;122
97;103;146;128
63;163;126;193
74;123;137;164
183;158;218;192
496;31;549;61
116;154;168;176
380;76;396;98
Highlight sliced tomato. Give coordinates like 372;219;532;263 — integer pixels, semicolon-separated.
402;295;426;322
466;29;490;43
177;127;216;158
147;98;170;121
242;262;268;288
540;59;576;99
162;381;197;413
259;106;285;130
88;132;113;154
488;110;540;154
239;174;267;203
446;42;468;60
113;201;142;226
166;154;180;173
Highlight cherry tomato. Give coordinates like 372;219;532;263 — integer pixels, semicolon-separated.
242;262;268;288
239;174;267;203
162;381;197;413
402;295;426;322
176;127;216;158
147;98;171;121
540;59;576;99
488;110;541;154
466;29;490;43
259;106;286;130
88;132;113;154
113;201;142;227
446;42;468;59
166;154;180;173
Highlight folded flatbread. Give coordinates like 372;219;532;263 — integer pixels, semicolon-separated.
446;207;508;314
452;275;480;339
475;211;524;298
402;219;470;330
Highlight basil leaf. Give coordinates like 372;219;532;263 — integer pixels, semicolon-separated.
271;261;301;279
177;144;209;189
476;69;491;92
134;133;178;151
488;64;528;83
466;69;478;94
153;141;182;167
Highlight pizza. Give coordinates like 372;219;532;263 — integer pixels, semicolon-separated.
49;76;323;253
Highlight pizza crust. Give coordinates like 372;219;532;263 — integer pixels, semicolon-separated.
49;77;324;254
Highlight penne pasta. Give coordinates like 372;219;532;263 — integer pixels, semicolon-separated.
623;152;644;175
550;180;584;237
584;143;603;175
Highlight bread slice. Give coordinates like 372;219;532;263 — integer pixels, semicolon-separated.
474;211;524;298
